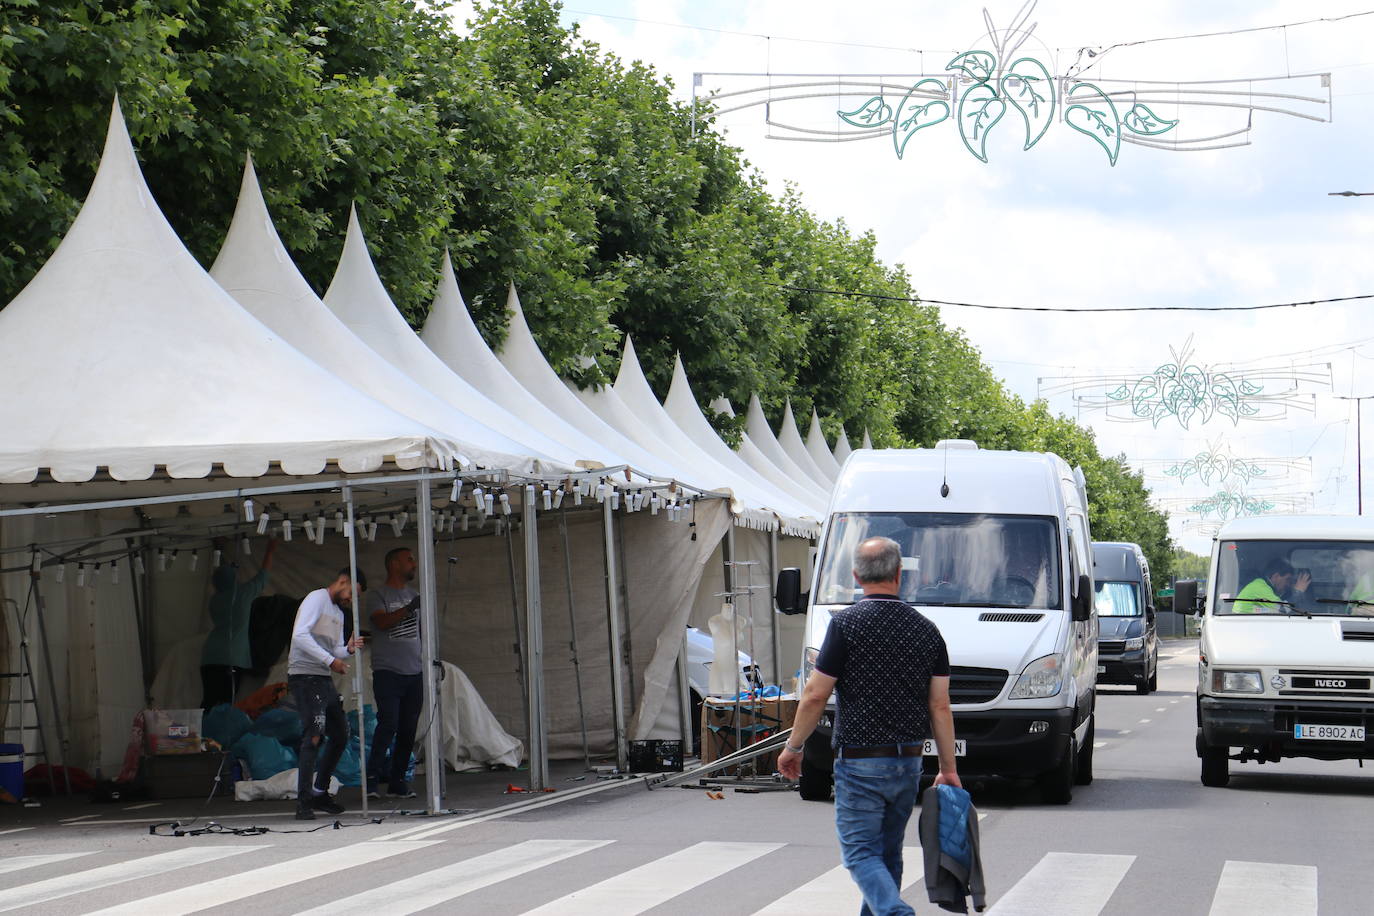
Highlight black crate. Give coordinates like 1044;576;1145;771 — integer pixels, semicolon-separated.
628;739;683;773
141;752;232;799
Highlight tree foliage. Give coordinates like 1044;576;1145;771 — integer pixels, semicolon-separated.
0;0;1173;573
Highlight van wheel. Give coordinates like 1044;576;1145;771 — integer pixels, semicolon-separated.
798;755;833;802
1200;745;1230;787
1075;717;1094;785
1135;678;1150;695
1147;661;1159;693
1040;738;1076;804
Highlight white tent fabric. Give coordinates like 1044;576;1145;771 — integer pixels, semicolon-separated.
863;429;874;449
322;210;574;471
778;400;835;488
494;291;698;483
418;266;619;468
660;357;821;535
0;102;458;483
210;159;539;474
805;409;844;480
744;396;831;504
833;422;854;465
708;397;824;511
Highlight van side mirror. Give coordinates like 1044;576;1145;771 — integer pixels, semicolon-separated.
776;567;808;615
1072;573;1092;621
1173;579;1199;614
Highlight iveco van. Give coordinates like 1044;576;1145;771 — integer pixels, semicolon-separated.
1092;541;1158;694
777;441;1098;804
1180;515;1374;787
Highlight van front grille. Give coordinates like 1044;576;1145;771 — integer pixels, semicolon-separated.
950;666;1007;704
1099;640;1126;654
979;612;1045;623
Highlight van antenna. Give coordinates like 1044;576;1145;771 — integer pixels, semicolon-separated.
940;442;950;498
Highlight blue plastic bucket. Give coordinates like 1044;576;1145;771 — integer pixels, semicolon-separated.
0;743;23;802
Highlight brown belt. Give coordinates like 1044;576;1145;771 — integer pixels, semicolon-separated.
837;744;924;759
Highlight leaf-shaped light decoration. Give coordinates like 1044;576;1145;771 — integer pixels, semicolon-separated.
945;50;997;84
1107;384;1130;401
838;95;894;129
891;79;950;159
956;82;1006;163
1122;102;1178;136
998;57;1055;150
1238;378;1263;396
1065;82;1121;166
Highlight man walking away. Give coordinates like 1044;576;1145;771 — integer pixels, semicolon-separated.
289;567;366;820
779;536;961;916
367;547;423;799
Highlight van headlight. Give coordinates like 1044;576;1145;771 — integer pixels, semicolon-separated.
1010;654;1063;699
1124;637;1144;651
803;647;819;682
1212;669;1262;693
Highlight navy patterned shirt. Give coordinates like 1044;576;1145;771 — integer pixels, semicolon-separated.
814;594;950;748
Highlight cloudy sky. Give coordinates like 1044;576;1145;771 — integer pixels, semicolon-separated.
455;1;1374;552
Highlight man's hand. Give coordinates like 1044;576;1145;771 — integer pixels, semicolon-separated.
778;747;802;780
347;635;365;652
933;768;963;790
1295;571;1312;592
329;657;347;674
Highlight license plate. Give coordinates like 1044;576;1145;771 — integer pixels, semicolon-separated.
1097;665;1106;673
921;739;966;756
1294;723;1366;741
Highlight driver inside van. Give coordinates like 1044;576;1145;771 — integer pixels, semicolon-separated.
1234;557;1311;614
1343;548;1374;616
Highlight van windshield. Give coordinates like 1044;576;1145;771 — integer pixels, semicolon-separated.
816;512;1061;608
1216;539;1374;616
1096;581;1140;617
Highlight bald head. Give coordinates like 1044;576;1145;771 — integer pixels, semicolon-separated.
854;536;902;587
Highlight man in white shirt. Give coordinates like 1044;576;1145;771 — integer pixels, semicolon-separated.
289;567;366;820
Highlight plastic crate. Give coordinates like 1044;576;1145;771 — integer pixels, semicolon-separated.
629;739;683;773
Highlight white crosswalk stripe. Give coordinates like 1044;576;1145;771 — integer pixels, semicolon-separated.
985;852;1135;916
752;847;923;915
522;840;783;915
85;840;436;915
1208;860;1318;916
295;839;612;916
0;846;264;913
0;851;95;877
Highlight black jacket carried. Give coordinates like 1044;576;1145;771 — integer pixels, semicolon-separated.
918;784;987;913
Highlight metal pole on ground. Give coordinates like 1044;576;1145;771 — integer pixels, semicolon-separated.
602;497;628;772
416;478;444;815
503;519;530;720
523;486;548;791
343;484;368;818
769;529;781;687
558;505;590;770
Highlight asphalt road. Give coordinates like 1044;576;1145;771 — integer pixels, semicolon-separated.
3;638;1371;914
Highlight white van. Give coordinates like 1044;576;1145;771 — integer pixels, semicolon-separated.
1179;515;1374;787
777;441;1098;804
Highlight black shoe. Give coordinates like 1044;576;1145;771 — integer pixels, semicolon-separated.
295;806;316;821
309;792;345;814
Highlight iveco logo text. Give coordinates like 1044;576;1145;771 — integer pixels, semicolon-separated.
1316;678;1348;688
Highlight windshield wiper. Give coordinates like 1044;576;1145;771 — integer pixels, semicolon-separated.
1220;596;1308;617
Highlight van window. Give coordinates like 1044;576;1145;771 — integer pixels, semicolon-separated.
816;512;1061;609
1216;539;1374;616
1096;581;1141;617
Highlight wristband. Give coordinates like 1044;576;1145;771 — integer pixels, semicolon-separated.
784;743;805;754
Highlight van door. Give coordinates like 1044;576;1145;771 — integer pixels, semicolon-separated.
1067;515;1097;723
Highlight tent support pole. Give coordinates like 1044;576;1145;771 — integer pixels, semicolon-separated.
558;506;590;770
676;630;693;754
503;522;529;724
416;479;444;815
615;513;635;708
602;498;628;772
522;486;548;791
343;485;368;818
769;529;781;686
26;577;70;794
722;524;741;754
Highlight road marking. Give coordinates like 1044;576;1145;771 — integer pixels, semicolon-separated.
0;846;264;912
1138;718;1152;724
753;848;922;914
1155;707;1166;712
60;814;102;823
122;802;160;810
385;777;636;842
1093;742;1107;749
1171;699;1180;704
985;852;1134;915
1208;860;1317;916
1120;729;1132;735
0;827;33;836
87;840;436;915
0;851;94;876
296;839;611;916
522;841;783;914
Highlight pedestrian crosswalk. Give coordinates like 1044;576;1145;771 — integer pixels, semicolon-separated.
0;836;1329;914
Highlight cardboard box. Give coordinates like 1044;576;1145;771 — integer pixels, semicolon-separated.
700;698;797;774
144;708;203;755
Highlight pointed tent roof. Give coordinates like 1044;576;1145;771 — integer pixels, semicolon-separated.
778;400;835;488
863;429;874;449
833;423;854;465
661;357;822;529
709;397;828;512
209;158;536;473
606;340;807;532
419;268;617;468
322;209;573;471
494;291;682;480
0;101;454;484
745;396;830;504
805;409;843;479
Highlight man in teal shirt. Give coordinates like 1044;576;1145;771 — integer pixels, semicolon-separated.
1233;557;1309;614
201;538;277;709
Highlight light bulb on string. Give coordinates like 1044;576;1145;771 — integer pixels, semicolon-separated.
367;521;378;542
573;488;583;507
553;487;565;510
460;511;470;532
256;512;270;535
335;511;345;534
243;498;255;523
157;551;167;572
542;488;552;511
484;493;495;516
651;494;661;515
596;482;608;503
316;514;327;544
500;492;512;516
77;564;87;587
282;519;293;542
473;485;485;508
241;536;251;555
303;518;317;542
133;554;146;576
450;477;462;503
398;511;409;532
54;563;65;584
610;489;621;511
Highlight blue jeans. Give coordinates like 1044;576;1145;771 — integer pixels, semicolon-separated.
369;670;422;785
833;753;923;916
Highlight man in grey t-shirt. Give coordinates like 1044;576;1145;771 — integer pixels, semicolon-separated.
366;547;423;798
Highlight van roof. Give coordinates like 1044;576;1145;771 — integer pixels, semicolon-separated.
1092;541;1147;580
1218;514;1374;541
832;447;1072;515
